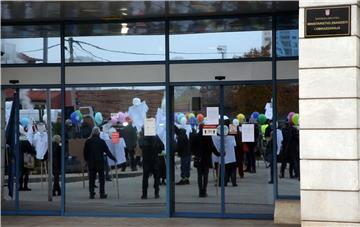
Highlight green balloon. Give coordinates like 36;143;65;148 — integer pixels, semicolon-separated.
76;110;83;121
258;114;267;125
292;113;299;125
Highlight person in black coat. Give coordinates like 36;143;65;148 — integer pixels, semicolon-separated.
52;135;62;196
174;126;191;185
138;129;164;199
121;121;138;171
84;127;116;199
19;126;36;191
193;124;220;197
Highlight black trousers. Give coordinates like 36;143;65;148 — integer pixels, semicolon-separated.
89;168;105;196
196;166;209;194
125;148;136;170
159;156;166;181
53;170;61;194
225;162;237;186
142;163;160;196
19;168;30;189
246;149;256;172
280;156;294;177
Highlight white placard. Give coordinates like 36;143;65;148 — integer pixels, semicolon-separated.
265;102;273;119
206;107;219;125
144;118;156;136
203;128;217;136
241;124;255;142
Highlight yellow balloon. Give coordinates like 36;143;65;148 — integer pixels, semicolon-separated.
236;113;245;123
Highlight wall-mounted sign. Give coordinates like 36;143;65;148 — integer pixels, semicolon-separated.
305;5;351;38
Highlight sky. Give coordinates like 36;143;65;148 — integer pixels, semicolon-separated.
2;30;265;63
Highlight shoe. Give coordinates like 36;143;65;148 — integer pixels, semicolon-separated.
185;179;190;184
232;184;238;187
19;187;25;191
89;193;95;199
100;194;108;199
131;168;137;172
23;187;32;191
268;181;274;184
176;179;187;185
161;180;166;185
155;194;160;199
141;194;147;199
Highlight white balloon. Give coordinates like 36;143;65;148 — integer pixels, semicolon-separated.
180;117;187;126
232;119;239;126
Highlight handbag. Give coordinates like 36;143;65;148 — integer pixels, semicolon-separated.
24;153;35;169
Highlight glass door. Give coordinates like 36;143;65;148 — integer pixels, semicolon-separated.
172;83;276;216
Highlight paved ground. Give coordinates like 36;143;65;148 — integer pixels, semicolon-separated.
1;216;299;227
2;162;299;214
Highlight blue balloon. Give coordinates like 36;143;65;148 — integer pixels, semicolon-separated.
251;111;260;120
70;111;79;124
20;117;29;126
189;117;197;127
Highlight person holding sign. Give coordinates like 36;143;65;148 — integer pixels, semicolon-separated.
84;127;117;199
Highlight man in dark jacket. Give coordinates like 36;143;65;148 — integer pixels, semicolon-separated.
138;130;164;199
193;124;220;197
174;126;191;185
84;127;116;199
121;121;138;171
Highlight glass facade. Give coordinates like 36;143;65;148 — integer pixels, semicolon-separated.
1;11;299;218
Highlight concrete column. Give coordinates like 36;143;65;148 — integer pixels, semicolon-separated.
299;0;360;226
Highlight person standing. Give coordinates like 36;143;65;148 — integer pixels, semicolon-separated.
84;127;116;199
138;130;164;199
19;126;36;191
193;124;220;197
121;120;138;171
52;135;62;196
174;126;191;185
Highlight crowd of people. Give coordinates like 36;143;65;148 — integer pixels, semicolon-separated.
10;105;299;201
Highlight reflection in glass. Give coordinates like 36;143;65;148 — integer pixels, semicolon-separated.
64;22;165;62
223;84;274;214
1;25;60;64
170;18;272;60
173;86;221;213
64;86;166;214
277;83;300;196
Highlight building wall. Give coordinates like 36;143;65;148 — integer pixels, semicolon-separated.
299;0;360;226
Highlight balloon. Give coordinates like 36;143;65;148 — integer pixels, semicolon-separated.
258;114;267;125
232;119;239;126
185;112;191;120
292;113;299;125
75;110;83;121
287;112;295;123
111;116;118;125
236;113;245;123
251;112;260;120
177;113;185;124
216;125;229;135
94;112;103;126
189;116;197;127
117;112;126;123
197;114;204;123
188;113;195;120
70;111;80;124
180;117;187;126
20;117;29;126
